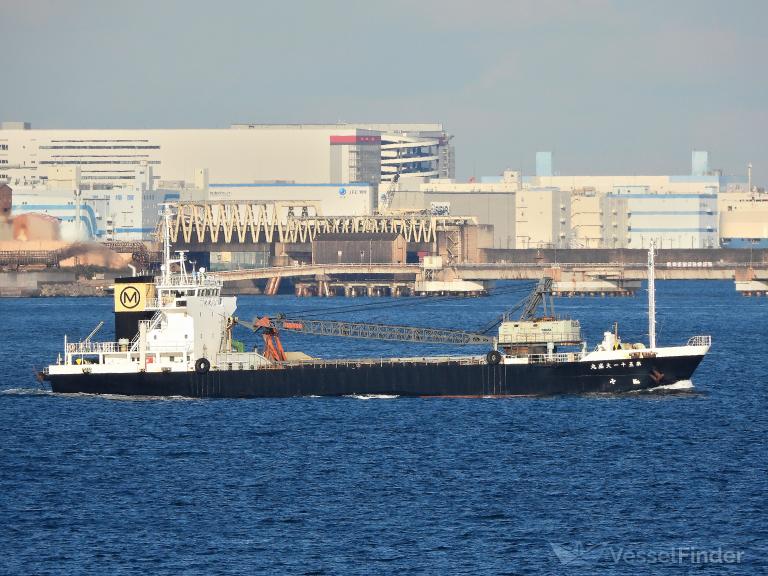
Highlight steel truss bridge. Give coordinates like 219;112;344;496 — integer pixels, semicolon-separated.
167;201;477;246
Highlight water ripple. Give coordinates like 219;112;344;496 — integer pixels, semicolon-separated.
0;282;766;574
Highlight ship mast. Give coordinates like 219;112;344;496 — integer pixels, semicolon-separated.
647;239;656;349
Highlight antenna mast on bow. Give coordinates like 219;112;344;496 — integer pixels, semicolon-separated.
648;240;657;349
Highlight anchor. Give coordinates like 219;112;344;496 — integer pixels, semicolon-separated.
649;368;665;385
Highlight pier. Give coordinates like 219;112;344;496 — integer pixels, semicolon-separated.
212;261;766;297
735;268;768;296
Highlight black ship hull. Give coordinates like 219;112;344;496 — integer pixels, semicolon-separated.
45;354;705;398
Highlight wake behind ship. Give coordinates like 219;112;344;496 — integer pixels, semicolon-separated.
42;210;711;398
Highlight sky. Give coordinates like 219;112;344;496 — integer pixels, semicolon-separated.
1;0;766;181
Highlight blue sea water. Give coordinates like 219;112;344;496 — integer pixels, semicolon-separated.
0;281;766;575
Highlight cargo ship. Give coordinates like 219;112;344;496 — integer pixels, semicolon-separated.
42;211;711;398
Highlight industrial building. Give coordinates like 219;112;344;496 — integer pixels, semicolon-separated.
231;123;454;182
202;181;375;217
312;232;407;265
528;150;744;194
2;114;764;254
0;122;383;189
515;187;572;249
12;165;177;241
387;170;519;249
8;173;377;243
0;118;394;241
530;150;740;249
0;121;454;192
607;186;718;248
8;165;171;241
718;191;768;248
190;179;378;268
569;191;604;248
384;149;752;250
0;121;452;243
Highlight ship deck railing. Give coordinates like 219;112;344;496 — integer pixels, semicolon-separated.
686;335;712;347
216;352;272;369
277;356;487;369
144;296;222;309
66;338;193;357
498;332;583;344
157;274;222;289
263;352;585;370
527;352;584;364
66;341;120;354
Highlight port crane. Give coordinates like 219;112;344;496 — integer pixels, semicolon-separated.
377;172;400;213
236;278;555;363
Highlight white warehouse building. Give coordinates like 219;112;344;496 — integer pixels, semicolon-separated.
607;186;719;249
10;164;172;241
231;123;455;183
0;122;385;190
0;122;453;192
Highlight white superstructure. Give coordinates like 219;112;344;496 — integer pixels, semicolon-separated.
46;208;269;378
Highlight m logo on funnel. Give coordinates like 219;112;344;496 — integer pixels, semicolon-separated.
119;286;141;309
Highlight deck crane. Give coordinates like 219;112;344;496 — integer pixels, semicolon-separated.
234;278;567;364
481;276;582;355
478;277;555;335
518;277;555;320
238;314;495;362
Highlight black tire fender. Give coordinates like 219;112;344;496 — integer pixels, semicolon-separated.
486;350;502;365
195;357;210;375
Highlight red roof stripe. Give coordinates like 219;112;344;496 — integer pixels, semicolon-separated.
330;135;381;145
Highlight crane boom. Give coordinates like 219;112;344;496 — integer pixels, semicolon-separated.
378;172;400;213
519;277;554;320
232;279;565;362
270;317;494;346
479;277;555;334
